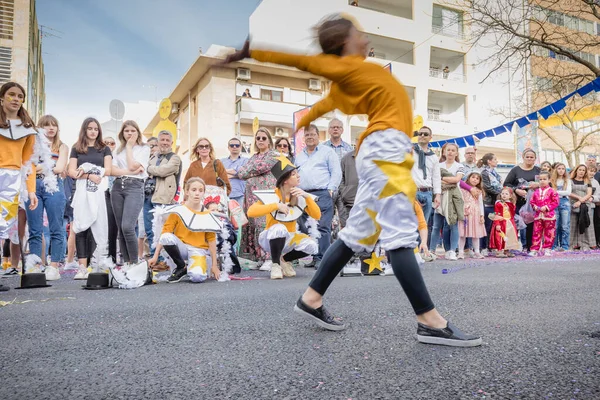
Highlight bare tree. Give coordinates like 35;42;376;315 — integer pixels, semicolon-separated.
455;0;600;167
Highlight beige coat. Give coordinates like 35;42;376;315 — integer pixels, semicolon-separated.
147;153;181;205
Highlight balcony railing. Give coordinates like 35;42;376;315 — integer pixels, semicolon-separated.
429;67;467;83
432;25;467;40
427;112;467;125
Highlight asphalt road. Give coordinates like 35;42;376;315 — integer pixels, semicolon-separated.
1;253;599;400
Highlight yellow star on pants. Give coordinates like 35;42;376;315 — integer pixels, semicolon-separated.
0;194;19;222
190;255;208;274
289;233;308;247
364;252;385;274
372;154;416;201
358;208;381;247
275;155;295;170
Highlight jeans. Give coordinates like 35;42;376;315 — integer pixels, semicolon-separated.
430;213;459;252
553;198;570;250
300;189;333;261
416;191;433;247
480;205;495;250
111;177;145;263
105;191;118;263
25;177;66;263
143;195;155;254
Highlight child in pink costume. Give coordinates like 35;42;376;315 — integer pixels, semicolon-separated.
529;171;559;256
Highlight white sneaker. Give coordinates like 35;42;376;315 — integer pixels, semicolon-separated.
259;260;272;272
527;251;538;257
543;250;553;257
280;261;296;277
270;263;283;279
457;251;465;260
445;251;457;261
341;263;362;276
63;261;79;271
44;266;61;281
481;249;489;257
73;265;89;280
384;264;395;276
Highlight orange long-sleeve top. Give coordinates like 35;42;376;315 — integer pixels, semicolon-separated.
414;201;427;231
161;206;216;249
250;50;413;151
0;134;36;192
247;189;321;232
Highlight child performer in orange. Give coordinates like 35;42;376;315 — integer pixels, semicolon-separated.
247;156;321;280
528;171;559;256
489;187;521;258
223;14;481;346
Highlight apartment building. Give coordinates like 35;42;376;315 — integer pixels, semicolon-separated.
143;46;329;171
249;0;517;162
528;3;600;166
0;0;45;121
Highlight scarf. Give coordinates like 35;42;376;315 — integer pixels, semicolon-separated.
413;144;435;179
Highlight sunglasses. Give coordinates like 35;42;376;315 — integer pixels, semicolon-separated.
418;132;430;137
229;143;241;148
197;144;210;150
256;136;269;141
104;141;115;145
276;143;289;149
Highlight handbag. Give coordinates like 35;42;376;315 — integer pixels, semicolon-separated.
212;160;226;188
228;199;248;229
519;190;535;225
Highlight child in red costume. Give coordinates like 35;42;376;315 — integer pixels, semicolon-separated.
528;171;559;256
489;187;521;257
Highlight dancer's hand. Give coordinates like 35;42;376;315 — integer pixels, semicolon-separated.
290;187;307;198
28;192;38;210
211;264;221;281
220;39;250;65
496;225;501;231
419;241;429;254
148;255;158;267
277;203;289;215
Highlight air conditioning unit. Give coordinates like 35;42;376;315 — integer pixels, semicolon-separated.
171;102;179;114
274;127;290;137
308;78;321;91
237;68;251;80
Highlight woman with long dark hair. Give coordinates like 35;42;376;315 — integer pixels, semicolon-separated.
25;115;68;280
479;153;503;253
110;120;150;266
68;117;112;279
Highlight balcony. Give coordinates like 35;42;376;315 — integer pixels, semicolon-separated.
432;5;466;40
429;47;466;82
367;33;414;64
235;97;313;127
348;0;412;20
427;90;467;125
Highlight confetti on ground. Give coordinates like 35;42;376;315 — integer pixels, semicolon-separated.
0;296;76;307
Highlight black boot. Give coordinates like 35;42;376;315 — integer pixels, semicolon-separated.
163;245;187;283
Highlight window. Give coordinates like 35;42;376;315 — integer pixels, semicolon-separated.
0;0;14;40
260;89;283;102
533;5;597;36
428;108;441;121
432;5;464;39
0;46;11;85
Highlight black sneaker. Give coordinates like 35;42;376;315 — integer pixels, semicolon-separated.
167;267;187;283
293;297;346;331
417;322;482;347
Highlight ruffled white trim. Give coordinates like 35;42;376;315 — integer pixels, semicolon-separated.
20;131;59;201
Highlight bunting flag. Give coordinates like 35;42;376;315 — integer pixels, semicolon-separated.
429;77;600;148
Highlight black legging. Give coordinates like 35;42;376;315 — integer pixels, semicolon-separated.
270;238;310;264
308;239;435;315
75;228;97;262
105;191;118;263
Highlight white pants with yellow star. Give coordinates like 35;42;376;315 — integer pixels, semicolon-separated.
258;224;318;256
338;129;418;253
0;169;22;242
159;233;212;283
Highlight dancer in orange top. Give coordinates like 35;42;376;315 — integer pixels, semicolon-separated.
222;14;481;346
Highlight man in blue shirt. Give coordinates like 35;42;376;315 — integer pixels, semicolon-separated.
322;118;353;161
221;137;249;206
296;124;342;269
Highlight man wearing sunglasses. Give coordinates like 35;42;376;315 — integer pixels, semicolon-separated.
221;137;249;206
411;126;441;231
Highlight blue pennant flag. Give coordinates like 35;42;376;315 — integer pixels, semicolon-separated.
516;117;530;128
456;137;467;148
551;98;567;113
484;130;495;138
475;132;487;139
465;136;476;146
576;83;594;97
538;105;554;120
592;77;600;91
527;112;538;121
492;126;507;135
503;122;515;132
